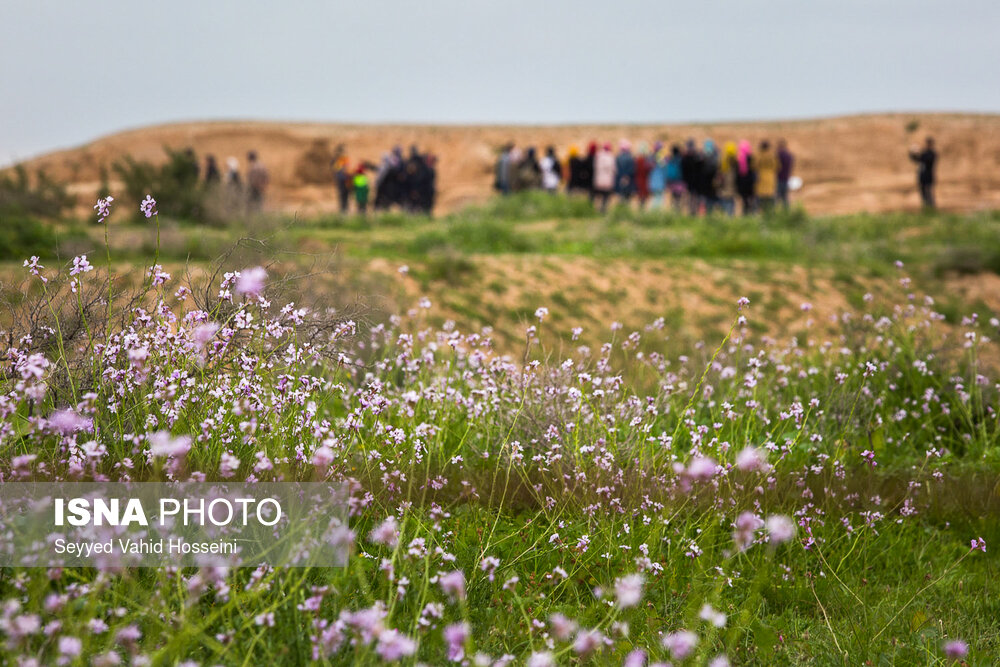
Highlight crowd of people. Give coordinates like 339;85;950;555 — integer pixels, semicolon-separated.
193;145;438;216
333;146;437;216
495;139;797;215
182;134;938;219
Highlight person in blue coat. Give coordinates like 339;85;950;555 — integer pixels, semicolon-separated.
666;145;686;212
647;146;669;209
615;140;636;203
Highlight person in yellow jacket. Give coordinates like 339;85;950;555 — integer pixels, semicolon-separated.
717;142;739;216
755;140;779;213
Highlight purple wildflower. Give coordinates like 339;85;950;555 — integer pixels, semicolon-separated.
140;195;157;218
662;630;698;660
94;195;114;223
943;639;968;659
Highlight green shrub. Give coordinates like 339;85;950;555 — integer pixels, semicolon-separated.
0;213;65;260
0;165;73;218
112;148;208;222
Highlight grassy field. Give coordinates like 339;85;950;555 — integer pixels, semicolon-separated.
24;193;1000;346
0;193;998;665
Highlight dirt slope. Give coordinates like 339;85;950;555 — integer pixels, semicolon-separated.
12;113;1000;216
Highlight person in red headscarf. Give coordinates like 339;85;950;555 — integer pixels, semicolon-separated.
634;143;652;209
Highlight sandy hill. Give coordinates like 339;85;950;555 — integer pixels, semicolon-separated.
12;113;1000;217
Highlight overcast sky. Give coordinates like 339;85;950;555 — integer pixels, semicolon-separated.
2;0;997;164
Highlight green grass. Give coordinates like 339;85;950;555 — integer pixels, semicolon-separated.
57;195;1000;284
0;196;998;664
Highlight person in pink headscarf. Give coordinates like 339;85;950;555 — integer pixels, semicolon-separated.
735;140;756;215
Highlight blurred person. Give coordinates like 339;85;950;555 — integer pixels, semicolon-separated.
540;146;563;193
353;165;370;215
515;146;542;191
581;142;597;201
384;145;408;210
566;145;589;194
592;142;617;213
225;156;241;185
225;156;242;211
680;139;703;215
505;146;523;191
374;152;395;210
405;145;434;214
648;147;669;209
246;151;269;211
615;140;636;203
700;139;720;214
736;140;756;215
424;153;438;215
666;145;686;213
776;139;795;210
204;155;220;185
909;137;937;208
755;140;778;213
333;156;353;213
494;143;513;195
717;142;739;216
634;143;652;208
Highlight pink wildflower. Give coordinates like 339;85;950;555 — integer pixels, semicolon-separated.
369;516;399;548
438;570;466;601
614;573;645;608
236;267;268;297
375;629;416;661
94;195;114;223
443;622;469;661
662;630;698;660
139;195;157;218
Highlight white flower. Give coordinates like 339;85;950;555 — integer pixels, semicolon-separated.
699;603;727;628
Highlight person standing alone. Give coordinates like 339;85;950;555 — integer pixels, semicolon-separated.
909;137;937;209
